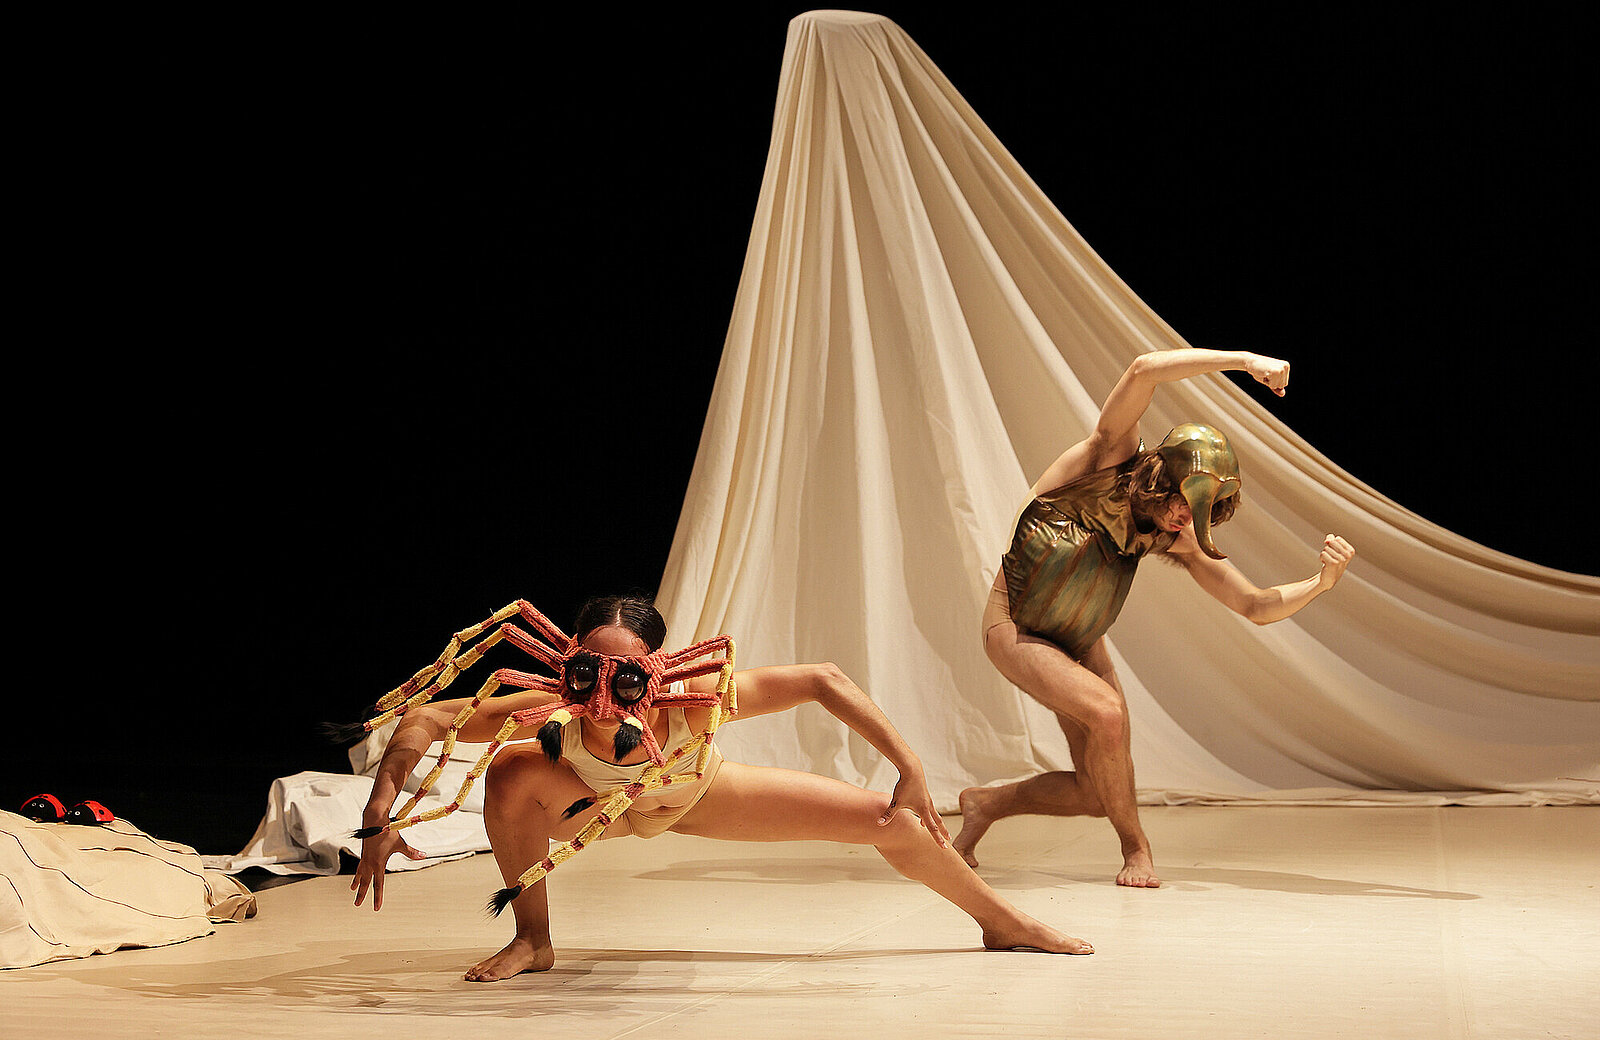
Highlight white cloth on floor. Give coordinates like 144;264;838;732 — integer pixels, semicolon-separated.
2;810;255;969
206;723;536;876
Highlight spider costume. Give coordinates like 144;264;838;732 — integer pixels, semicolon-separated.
353;600;736;910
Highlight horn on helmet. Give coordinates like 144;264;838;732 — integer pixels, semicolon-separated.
1180;471;1236;560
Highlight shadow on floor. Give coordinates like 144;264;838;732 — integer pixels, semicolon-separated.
28;940;969;1013
971;862;1479;900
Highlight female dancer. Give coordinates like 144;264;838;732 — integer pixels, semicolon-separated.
352;596;1092;980
952;348;1355;887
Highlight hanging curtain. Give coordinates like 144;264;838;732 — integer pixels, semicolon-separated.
656;11;1600;808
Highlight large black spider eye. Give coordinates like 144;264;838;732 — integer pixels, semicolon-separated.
565;656;599;701
612;663;649;705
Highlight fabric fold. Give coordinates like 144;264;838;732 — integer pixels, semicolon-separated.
655;11;1599;807
2;811;256;970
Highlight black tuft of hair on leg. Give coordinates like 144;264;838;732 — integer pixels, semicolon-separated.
486;884;524;917
319;720;371;746
612;724;642;760
537;721;564;762
561;796;597;820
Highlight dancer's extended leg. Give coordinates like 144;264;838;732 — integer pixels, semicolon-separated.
674;760;1093;953
957;625;1158;888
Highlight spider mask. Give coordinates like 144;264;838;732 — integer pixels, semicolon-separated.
536;641;729;766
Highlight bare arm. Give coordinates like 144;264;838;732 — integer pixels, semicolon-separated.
1170;530;1356;624
1029;349;1292;495
352;688;553;910
689;664;950;845
361;690;554;827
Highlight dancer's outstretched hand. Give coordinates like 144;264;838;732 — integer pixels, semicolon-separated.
881;765;952;848
351;828;427;911
1244;353;1291;396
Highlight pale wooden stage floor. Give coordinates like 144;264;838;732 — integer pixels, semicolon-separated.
7;807;1597;1039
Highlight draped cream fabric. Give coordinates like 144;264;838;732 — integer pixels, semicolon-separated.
656;11;1600;807
1;812;255;969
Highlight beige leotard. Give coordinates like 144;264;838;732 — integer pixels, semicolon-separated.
560;698;724;839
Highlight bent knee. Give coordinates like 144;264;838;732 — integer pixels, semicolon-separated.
871;802;935;849
1081;697;1127;737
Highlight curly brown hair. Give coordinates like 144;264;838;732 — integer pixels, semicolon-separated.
1118;449;1240;526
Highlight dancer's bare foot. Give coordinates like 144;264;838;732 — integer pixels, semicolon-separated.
953;787;997;868
982;915;1093;955
464;935;555;982
1116;847;1160;888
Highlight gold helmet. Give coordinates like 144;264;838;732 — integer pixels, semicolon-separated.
1156;423;1241;560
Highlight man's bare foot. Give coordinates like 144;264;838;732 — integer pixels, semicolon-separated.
982;916;1093;955
1116;848;1160;888
464;935;555;982
953;787;997;868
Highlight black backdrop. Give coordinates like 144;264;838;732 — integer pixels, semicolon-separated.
10;7;1592;856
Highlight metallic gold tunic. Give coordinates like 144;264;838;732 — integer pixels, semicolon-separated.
1001;460;1177;658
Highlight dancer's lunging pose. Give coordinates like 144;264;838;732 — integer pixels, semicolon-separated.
352;596;1091;981
952;349;1355;887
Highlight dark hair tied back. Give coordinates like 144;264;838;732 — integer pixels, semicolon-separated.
574;595;668;652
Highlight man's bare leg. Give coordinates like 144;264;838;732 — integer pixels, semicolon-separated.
964;626;1159;887
954;768;1103;867
465;746;600;981
1078;638;1159;887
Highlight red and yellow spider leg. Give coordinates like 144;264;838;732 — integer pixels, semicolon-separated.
366;615;575;737
658;639;738;713
652;635;737;773
489;764;663;912
371;602;527;716
355;601;579;844
509;601;578;661
358;713;527;838
388;668;559;821
360;688;568;840
651;729;718;788
366;623;516;733
493;729;721;910
367;599;572;728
